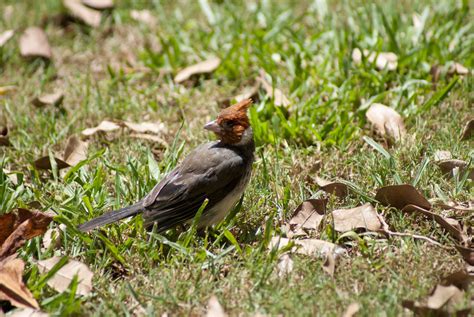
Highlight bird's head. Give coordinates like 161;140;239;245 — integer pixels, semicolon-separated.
204;99;253;145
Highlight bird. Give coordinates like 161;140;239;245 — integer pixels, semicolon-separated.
78;99;255;233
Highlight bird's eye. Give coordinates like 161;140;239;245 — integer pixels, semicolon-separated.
222;120;235;129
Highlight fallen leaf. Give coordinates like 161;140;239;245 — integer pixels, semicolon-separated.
331;203;382;232
63;0;102;28
352;48;398;71
433;150;452;162
322;252;335;276
19;27;52;60
0;85;17;96
7;308;49;317
37;256;93;296
205;295;227;317
342;303;360;317
174;57;221;84
441;269;474;291
375;184;431;210
81;120;121;137
34;136;88;170
2;169;19;185
130;133;168;147
269;237;346;259
130;10;157;26
460;119;474;141
289;199;326;231
456;244;474;265
276;254;294;277
366;103;406;141
42;224;66;250
448;63;469;76
0;209;54;260
315;177;348;199
0;126;10;146
402;204;468;243
123;121;166;134
258;70;290;108
0;255;39;309
0;29;14;47
437;159;474;180
81;0;114;10
32;92;64;108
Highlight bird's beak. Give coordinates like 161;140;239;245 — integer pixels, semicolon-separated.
204;120;222;133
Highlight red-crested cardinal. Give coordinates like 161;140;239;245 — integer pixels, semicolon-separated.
78;99;254;233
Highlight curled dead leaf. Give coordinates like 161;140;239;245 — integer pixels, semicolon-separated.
81;120;121;137
437;159;474;180
174;57;221;84
331;203;382;232
375;184;431;210
0;256;39;309
81;0;114;10
0;29;14;47
0;209;54;260
130;10;157;26
448;63;469;76
258;70;291;108
352;48;398;71
315;177;348;199
206;295;227;317
37;256;93;296
63;0;102;28
32;92;64;108
289;199;327;232
460;119;474;141
34;136;88;170
19;27;52;60
342;303;360;317
0;126;11;146
366;103;406;141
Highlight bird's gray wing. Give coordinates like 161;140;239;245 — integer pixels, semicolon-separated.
141;143;246;228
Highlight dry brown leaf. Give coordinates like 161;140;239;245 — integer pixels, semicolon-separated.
81;0;114;10
402;204;468;243
322;252;335;277
0;255;39;309
0;30;14;47
342;303;360;317
437;159;474;180
7;308;49;317
276;254;294;277
315;177;348;199
366;103;406;141
32;92;64;108
352;48;398;71
375;184;431;210
433;150;452;162
331;203;382;232
448;63;469;76
130;10;157;26
258;70;290;108
460;119;474;141
0;85;17;96
63;0;102;28
81;120;121;137
269;237;346;259
37;256;93;296
456;244;474;265
289;199;326;232
34;136;88;170
0;209;54;260
174;57;221;84
19;27;52;60
205;295;227;317
0;126;10;146
123;121;166;134
441;269;474;291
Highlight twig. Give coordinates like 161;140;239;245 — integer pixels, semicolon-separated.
376;213;451;249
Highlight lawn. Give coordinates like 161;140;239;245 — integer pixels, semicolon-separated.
0;0;473;316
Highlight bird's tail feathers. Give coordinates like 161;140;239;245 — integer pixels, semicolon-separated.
77;203;142;232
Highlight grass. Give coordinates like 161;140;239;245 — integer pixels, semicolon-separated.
1;0;473;315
